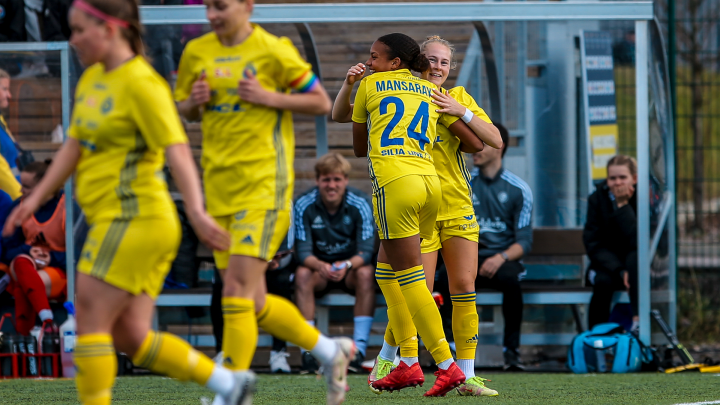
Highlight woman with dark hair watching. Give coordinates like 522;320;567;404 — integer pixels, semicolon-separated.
584;155;640;331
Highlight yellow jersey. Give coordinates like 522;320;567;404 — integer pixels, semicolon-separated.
174;25;318;216
352;69;439;193
436;86;492;220
68;56;187;224
0;116;21;199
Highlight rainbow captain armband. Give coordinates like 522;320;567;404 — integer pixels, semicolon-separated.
290;70;319;93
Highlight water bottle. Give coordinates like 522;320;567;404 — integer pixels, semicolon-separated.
59;302;77;378
41;328;60;377
25;335;39;377
1;334;17;376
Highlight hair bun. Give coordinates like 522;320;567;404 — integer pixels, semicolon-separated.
426;35;443;41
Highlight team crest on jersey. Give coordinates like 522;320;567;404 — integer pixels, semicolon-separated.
234;210;247;221
214;68;232;78
498;192;509;204
312;216;325;229
242;63;257;79
343;215;351;225
100;97;113;114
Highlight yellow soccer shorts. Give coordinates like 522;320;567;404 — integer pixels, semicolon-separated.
78;215;181;299
373;174;441;240
213;209;290;269
420;214;480;254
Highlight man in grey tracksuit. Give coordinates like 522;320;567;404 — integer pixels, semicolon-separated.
469;124;533;370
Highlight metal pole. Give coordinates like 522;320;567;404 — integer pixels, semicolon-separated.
635;20;651;345
667;0;678;335
294;23;327;158
61;46;75;304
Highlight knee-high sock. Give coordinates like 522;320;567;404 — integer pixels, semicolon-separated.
256;294;320;351
75;334;116;405
384;324;397;346
132;331;216;385
10;282;36;335
13;257;51;315
375;262;417;358
451;293;478;360
396;265;452;364
222;297;256;371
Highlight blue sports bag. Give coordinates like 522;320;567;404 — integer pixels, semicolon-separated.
567;322;643;373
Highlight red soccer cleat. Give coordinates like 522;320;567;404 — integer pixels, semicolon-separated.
424;363;466;397
371;361;425;392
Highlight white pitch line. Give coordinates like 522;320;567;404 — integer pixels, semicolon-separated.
673;401;720;405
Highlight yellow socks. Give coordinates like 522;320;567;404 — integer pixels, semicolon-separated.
222;296;256;370
396;265;452;364
384;324;397;346
75;334;116;405
451;293;479;360
257;294;320;351
132;331;216;385
376;262;418;358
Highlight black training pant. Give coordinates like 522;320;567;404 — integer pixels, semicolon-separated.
436;256;525;351
587;250;638;329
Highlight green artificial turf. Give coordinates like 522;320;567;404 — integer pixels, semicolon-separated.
1;372;719;404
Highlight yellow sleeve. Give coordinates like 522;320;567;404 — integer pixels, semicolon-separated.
351;79;368;124
0;158;20;200
275;37;317;93
174;45;197;102
130;76;188;150
438;86;492;128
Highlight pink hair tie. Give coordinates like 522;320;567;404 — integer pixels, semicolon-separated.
73;0;130;29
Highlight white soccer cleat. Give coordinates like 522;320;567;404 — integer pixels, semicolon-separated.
324;337;356;405
222;370;255;405
269;350;292;374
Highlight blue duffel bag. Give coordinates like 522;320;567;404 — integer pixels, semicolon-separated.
567;322;643;373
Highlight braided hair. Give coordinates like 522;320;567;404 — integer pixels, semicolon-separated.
376;33;430;73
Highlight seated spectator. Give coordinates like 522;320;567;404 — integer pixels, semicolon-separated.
0;69;21;200
583;155;639;332
3;159;66;335
437;123;533;371
294;153;375;373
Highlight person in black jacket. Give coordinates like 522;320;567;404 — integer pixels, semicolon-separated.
0;0;25;42
583;155;638;331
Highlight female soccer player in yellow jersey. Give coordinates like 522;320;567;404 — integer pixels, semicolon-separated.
381;36;503;397
332;34;502;396
3;1;254;404
333;32;478;397
174;1;353;404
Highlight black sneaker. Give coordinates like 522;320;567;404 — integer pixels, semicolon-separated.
347;350;365;373
300;351;320;375
503;349;525;371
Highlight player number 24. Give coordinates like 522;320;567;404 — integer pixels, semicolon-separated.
379;96;430;151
